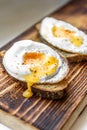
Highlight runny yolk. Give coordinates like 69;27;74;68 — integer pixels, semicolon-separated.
22;52;58;98
52;26;83;47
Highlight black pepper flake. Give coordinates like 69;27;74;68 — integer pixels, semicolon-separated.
22;62;24;65
2;70;6;73
46;73;48;76
48;61;50;63
34;70;37;73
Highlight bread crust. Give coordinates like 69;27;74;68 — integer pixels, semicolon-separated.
32;79;68;100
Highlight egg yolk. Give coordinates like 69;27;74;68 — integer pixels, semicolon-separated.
22;52;58;98
52;26;83;47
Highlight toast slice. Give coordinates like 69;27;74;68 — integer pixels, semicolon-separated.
32;79;68;100
36;23;87;63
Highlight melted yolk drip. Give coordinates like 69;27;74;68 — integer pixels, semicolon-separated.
52;26;83;47
22;52;58;98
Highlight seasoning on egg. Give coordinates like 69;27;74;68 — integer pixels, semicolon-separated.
52;26;83;47
23;52;59;98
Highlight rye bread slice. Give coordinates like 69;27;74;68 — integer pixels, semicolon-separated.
36;23;87;63
31;79;68;100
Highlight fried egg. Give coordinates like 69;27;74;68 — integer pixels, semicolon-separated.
3;40;69;98
40;17;87;54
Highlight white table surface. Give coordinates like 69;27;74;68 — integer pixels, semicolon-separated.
0;0;87;130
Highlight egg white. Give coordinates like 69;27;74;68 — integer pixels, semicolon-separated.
40;17;87;54
3;40;69;83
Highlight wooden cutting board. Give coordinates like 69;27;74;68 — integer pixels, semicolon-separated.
0;0;87;130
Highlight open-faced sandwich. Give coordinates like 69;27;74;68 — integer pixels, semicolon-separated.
2;40;69;100
37;17;87;62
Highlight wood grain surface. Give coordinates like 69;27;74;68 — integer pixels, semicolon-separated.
0;0;87;130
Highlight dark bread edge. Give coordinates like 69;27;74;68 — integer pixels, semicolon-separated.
31;79;68;100
32;87;64;100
